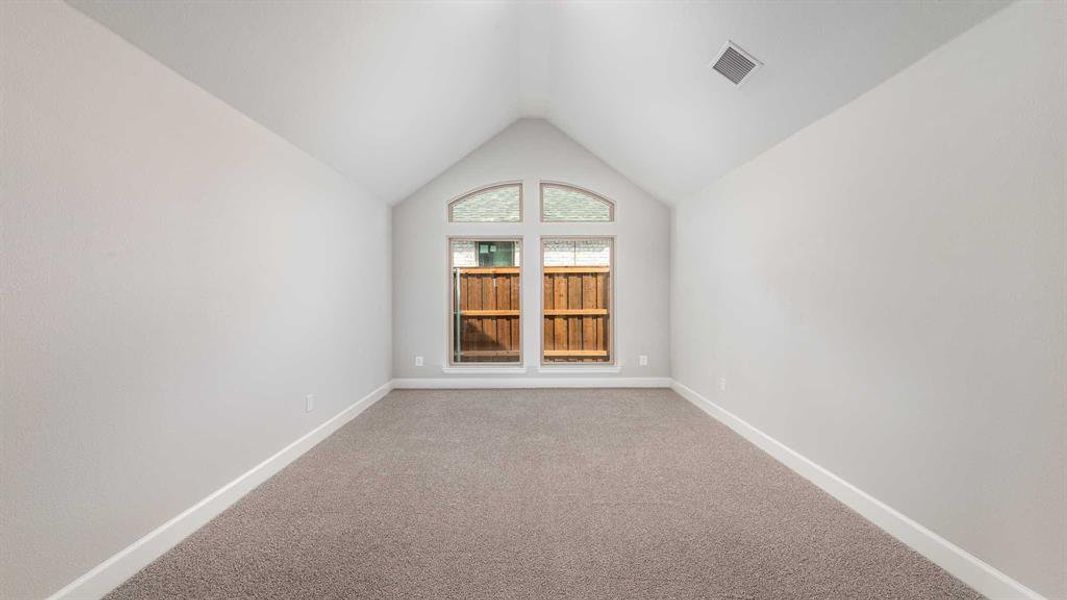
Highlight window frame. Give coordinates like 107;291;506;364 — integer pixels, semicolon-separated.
539;182;615;223
539;235;616;367
447;182;524;224
446;235;524;367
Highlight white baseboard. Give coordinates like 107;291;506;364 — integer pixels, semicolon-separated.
46;380;395;600
48;378;1038;600
670;380;1046;600
393;377;671;389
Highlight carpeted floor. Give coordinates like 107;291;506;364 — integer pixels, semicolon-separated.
107;388;981;599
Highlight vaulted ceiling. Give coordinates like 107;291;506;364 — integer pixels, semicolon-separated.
69;0;1007;204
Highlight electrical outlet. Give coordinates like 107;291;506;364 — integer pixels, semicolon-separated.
305;394;315;413
718;377;727;392
414;355;424;367
638;355;648;366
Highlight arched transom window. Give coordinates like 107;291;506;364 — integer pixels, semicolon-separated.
448;183;522;223
540;183;614;222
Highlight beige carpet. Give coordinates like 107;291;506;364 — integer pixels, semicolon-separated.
107;388;981;599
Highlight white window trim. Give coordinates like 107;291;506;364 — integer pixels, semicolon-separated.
536;365;621;374
442;366;528;375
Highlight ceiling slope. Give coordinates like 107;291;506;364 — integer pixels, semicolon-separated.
539;1;1008;201
67;0;522;203
68;0;1007;204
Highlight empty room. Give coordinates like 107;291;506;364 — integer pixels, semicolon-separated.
1;0;1064;599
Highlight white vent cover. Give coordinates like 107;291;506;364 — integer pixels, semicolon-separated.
711;42;762;85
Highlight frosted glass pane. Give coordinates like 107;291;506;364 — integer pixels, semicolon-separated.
541;185;612;222
450;185;521;222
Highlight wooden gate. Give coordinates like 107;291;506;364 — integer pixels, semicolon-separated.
453;267;521;362
542;266;611;363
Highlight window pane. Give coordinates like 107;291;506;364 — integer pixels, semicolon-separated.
541;185;613;222
449;185;521;222
541;238;612;364
450;239;521;364
542;239;610;267
452;239;520;267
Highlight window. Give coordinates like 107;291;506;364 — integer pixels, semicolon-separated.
540;183;613;222
541;238;613;364
449;238;522;364
449;184;522;223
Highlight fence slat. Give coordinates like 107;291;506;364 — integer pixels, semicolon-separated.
455;268;521;363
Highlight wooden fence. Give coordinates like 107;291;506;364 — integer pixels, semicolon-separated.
453;267;521;362
542;266;611;363
453;265;611;364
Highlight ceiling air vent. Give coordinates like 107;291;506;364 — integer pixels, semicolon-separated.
711;41;762;85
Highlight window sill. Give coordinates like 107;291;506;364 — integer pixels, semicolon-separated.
441;366;528;375
537;365;622;375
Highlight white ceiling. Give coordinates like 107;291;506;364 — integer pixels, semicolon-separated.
68;0;1007;204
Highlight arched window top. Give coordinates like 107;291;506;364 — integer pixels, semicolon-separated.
540;183;614;222
448;183;522;223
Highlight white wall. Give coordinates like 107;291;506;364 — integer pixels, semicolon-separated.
0;2;391;598
671;2;1065;597
392;119;670;381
